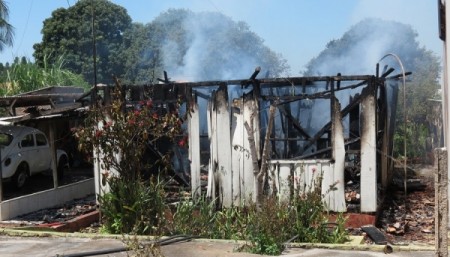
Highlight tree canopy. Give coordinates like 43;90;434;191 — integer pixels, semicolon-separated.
33;0;132;85
33;3;289;85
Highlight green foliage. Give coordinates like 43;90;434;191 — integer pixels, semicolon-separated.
99;177;167;235
33;0;132;85
34;3;289;85
245;198;293;255
74;84;182;182
393;122;429;160
172;195;217;237
393;48;441;161
213;205;249;240
0;56;89;95
171;180;349;256
73;82;182;235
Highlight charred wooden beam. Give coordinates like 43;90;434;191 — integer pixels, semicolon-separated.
293;137;360;160
161;75;376;90
258;104;276;205
262;93;330;102
277;104;311;140
301;87;370;153
157;71;172;83
249;66;261;80
386;72;412;80
381;67;395;78
242;67;262;89
261;79;370;103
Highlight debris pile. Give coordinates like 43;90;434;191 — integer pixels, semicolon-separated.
378;166;434;245
3;195;96;227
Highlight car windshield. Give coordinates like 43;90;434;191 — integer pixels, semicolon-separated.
0;133;13;146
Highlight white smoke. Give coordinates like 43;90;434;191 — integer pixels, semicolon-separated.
309;18;418;76
161;11;280;82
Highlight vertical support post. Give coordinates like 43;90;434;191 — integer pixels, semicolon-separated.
207;94;217;200
258;104;276;204
360;83;377;212
93;145;101;204
231;98;243;205
323;96;346;212
435;147;448;257
443;0;450;226
243;95;259;204
188;97;201;199
215;85;232;207
0;137;3;202
49;125;59;189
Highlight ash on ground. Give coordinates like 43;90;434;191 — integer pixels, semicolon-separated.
5;194;97;226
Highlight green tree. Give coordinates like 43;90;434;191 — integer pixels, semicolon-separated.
33;0;132;85
0;0;13;51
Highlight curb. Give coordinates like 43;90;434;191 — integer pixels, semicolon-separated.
0;228;435;252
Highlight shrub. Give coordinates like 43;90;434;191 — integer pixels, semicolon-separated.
74;81;182;234
99;177;166;235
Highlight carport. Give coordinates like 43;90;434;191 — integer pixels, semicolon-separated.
0;86;94;220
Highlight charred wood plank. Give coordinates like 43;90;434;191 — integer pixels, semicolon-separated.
361;225;388;245
277;104;311;140
244;121;260;176
257;104;276;205
301;87;369;153
386;72;412;80
293;137;360;160
262;80;369;103
381;67;395;78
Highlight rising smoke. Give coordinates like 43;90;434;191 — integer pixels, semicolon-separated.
159;10;289;81
305;18;421;76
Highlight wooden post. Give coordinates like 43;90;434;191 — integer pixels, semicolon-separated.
207;94;217;200
360;85;377;212
49;125;59;188
231;98;243;205
323;96;346;212
257;104;276;204
435;148;448;257
188;99;201;199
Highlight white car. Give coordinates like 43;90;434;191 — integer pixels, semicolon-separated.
0;125;69;189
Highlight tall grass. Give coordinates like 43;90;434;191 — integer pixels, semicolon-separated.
0;55;89;96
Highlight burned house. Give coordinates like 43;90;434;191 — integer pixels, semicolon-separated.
0;63;405;221
94;65;406;214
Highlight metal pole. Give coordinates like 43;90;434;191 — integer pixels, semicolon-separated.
377;53;407;201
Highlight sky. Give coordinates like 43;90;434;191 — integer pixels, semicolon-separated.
0;0;442;75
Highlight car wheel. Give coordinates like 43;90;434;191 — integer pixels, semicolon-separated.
13;164;29;189
58;156;68;180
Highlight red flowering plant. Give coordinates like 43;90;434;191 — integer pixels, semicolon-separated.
73;83;184;234
74;85;183;183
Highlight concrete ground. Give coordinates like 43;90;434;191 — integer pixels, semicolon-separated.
0;233;436;257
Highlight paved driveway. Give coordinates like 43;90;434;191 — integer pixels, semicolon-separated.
0;235;435;257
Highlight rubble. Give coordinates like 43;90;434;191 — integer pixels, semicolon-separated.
1;195;96;227
377;165;435;245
